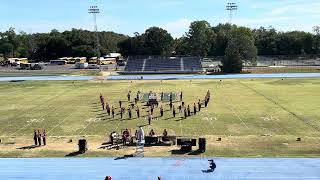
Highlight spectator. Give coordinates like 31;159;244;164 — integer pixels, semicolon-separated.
149;129;155;136
160;105;164;117
163;129;168;137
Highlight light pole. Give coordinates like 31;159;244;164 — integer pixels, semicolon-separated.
226;2;238;24
88;5;101;58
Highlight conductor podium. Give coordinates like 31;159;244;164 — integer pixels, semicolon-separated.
147;93;158;107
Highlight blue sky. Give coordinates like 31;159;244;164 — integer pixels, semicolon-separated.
1;0;320;37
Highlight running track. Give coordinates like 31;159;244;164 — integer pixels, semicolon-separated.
1;73;320;81
0;158;319;180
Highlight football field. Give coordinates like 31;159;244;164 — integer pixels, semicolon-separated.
0;78;320;157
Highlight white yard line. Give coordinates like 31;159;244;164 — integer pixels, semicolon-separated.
46;111;77;135
1;89;71;136
8;86;79;137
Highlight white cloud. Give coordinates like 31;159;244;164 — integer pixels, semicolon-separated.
161;18;193;38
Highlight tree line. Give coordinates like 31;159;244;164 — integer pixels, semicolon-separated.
0;28;127;61
119;22;320;57
1;21;320;73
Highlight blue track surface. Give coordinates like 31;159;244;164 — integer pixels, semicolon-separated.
0;76;94;81
0;73;320;82
108;73;320;80
0;158;319;180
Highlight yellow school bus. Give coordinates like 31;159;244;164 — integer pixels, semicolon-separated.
9;58;28;66
74;57;87;63
59;57;76;64
88;57;98;64
98;58;116;65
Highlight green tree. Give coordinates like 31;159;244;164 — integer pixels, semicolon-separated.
0;43;13;59
222;46;242;73
144;27;174;55
186;21;216;57
72;45;95;58
175;37;190;55
253;27;278;55
222;26;257;73
211;23;234;56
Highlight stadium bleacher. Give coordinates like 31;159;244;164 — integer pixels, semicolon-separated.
124;58;145;72
124;57;202;73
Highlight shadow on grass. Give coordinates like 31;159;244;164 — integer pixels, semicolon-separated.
114;154;136;160
171;150;188;155
188;149;203;155
171;149;204;155
17;145;39;150
65;151;83;157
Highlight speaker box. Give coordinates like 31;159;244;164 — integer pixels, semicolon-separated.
199;138;206;153
78;139;87;153
191;139;197;146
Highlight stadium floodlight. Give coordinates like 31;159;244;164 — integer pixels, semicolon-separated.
88;5;101;58
226;2;238;24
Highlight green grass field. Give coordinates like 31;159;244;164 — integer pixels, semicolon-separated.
0;78;320;157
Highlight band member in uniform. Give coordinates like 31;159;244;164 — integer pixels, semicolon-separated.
136;106;140;118
128;107;132;119
169;92;173;102
184;107;187;119
136;91;140;101
42;129;47;146
33;129;38;146
134;98;138;104
180;91;183;101
106;103;111;116
204;98;208;107
148;113;152;125
207;90;211;103
169;100;173;110
37;129;42;146
119;101;122;108
187;105;191;116
193;103;197;115
111;106;115;118
100;93;105;110
120;108;124;119
173;105;176;118
160;92;164;101
160;105;164;117
127;91;131;101
198;99;201;111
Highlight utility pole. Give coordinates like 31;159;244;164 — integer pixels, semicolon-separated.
226;2;238;24
88;5;101;58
